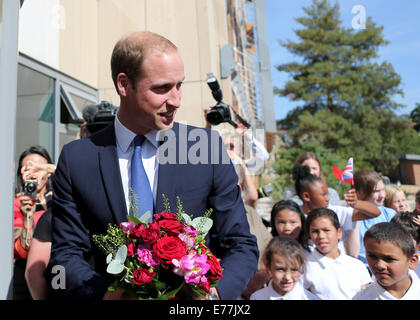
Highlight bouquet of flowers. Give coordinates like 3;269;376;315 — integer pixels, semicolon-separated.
92;194;223;300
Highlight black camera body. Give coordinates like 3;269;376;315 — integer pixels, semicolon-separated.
206;74;251;129
24;179;38;201
206;101;234;126
206;74;237;127
84;101;118;136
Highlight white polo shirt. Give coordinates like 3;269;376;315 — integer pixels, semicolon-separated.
250;279;320;300
303;249;371;300
353;271;420;300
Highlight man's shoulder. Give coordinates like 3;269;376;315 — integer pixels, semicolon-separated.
63;125;115;152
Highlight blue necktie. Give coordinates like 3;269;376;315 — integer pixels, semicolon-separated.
131;135;154;222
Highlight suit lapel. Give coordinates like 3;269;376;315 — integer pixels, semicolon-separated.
95;125;128;224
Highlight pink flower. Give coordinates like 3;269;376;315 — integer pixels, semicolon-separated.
178;226;200;249
137;244;160;268
120;221;135;234
172;252;210;285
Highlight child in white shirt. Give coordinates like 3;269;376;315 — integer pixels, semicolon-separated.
292;163;381;257
303;207;371;300
250;237;319;300
353;222;420;300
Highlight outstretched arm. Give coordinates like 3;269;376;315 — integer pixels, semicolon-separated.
344;189;381;221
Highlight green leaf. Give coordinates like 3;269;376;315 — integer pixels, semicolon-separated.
192;217;213;235
107;260;125;274
106;253;113;264
182;213;192;225
115;245;127;264
139;211;152;224
127;215;141;225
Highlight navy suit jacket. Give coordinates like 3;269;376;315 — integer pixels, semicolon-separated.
50;122;259;300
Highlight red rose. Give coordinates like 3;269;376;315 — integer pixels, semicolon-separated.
198;280;210;293
131;224;143;239
153;211;178;221
153;235;187;268
140;222;161;244
202;248;223;282
158;219;184;236
132;268;156;286
127;242;136;257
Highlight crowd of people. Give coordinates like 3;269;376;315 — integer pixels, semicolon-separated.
12;30;420;301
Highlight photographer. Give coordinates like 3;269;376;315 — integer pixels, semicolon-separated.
13;145;54;300
203;74;269;176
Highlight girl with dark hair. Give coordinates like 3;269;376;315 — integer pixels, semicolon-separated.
13;145;55;300
302;208;371;300
270;200;308;252
250;237;319;300
283;151;340;206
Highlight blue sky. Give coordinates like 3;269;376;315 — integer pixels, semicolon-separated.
265;0;420;121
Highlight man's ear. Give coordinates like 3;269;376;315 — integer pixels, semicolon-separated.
116;73;130;97
409;252;419;271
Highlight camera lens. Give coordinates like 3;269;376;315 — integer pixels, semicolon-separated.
26;182;36;193
206;109;224;125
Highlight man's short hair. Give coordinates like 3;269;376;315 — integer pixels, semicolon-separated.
111;31;177;92
364;222;415;258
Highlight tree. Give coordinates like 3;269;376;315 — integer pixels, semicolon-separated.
273;0;420;177
276;0;403;129
410;103;420;123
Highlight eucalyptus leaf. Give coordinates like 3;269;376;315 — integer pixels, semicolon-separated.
139;211;152;224
182;213;192;225
106;253;113;264
107;260;125;274
191;217;213;235
115;245;127;264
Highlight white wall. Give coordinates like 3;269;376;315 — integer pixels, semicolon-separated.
18;0;61;68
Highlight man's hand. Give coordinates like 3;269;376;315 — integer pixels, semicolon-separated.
203;107;212;129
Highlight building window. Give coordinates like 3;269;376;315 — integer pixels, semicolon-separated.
16;53;98;163
16;64;54;162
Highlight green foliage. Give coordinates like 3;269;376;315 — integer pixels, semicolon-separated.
273;141;350;198
273;0;420;179
92;224;125;256
276;0;403;130
410;103;420;123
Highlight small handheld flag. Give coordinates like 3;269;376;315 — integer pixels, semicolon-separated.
333;157;354;185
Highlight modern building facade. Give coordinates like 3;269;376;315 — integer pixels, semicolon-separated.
1;0;275;299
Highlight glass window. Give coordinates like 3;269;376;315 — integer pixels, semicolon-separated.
15;64;54;163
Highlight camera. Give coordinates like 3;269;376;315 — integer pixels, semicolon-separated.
24;179;38;201
206;73;237;127
84;101;118;137
257;183;273;199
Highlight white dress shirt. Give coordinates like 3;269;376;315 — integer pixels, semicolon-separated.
114;115;159;214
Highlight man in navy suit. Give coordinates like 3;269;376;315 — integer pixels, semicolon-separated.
49;31;259;300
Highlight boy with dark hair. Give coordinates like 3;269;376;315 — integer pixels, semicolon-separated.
391;211;420;279
353;222;420;300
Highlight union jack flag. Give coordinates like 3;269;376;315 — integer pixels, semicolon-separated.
333;157;354;185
